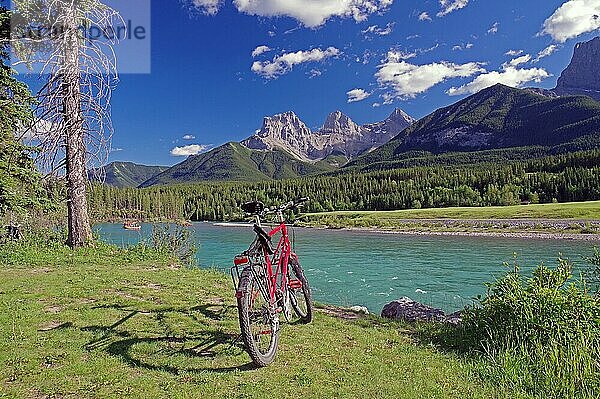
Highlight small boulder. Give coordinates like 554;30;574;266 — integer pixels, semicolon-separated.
381;297;446;323
350;305;369;315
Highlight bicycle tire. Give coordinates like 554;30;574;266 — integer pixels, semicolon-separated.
237;267;279;367
288;257;314;323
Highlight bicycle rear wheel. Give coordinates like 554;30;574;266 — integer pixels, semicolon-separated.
288;257;313;323
237;267;279;367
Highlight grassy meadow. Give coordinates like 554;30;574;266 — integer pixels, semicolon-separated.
304;201;600;221
300;201;600;234
0;238;509;399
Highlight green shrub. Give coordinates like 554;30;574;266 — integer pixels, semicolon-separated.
458;257;600;398
584;248;600;294
145;223;197;267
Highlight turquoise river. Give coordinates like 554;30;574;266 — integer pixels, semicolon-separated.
95;223;596;313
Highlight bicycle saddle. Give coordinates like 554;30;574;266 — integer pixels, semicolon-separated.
241;201;265;215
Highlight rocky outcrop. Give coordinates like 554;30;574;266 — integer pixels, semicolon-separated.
241;109;414;161
555;36;600;101
241;111;318;161
381;297;461;325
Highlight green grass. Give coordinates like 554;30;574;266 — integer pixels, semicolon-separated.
304;201;600;221
300;202;600;234
0;240;511;399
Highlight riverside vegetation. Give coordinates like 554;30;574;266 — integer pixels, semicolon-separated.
0;228;599;398
87;149;600;223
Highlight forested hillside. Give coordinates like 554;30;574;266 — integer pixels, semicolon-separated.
141;142;339;186
352;84;600;168
89;162;168;188
88;149;600;222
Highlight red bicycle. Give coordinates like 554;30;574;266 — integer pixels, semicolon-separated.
231;198;313;366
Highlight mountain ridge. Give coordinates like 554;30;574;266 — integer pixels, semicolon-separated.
89;161;168;188
139;142;339;187
350;84;600;168
241;108;415;161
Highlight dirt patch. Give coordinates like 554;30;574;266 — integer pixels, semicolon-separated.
104;289;145;301
204;297;226;305
44;305;63;314
30;268;53;274
317;305;369;321
38;321;72;332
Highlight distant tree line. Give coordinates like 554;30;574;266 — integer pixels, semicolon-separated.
88;149;600;222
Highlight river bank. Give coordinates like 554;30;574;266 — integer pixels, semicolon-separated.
303;224;600;241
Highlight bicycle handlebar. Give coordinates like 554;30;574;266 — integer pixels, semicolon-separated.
252;197;309;218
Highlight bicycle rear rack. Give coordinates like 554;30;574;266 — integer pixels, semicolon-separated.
230;254;249;295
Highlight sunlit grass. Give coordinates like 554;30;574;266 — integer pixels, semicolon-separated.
305;201;600;220
0;240;506;399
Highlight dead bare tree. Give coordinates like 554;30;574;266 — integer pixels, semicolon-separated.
10;0;121;247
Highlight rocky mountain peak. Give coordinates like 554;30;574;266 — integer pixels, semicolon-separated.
242;109;415;161
555;36;600;100
260;111;306;132
322;111;360;133
386;108;416;124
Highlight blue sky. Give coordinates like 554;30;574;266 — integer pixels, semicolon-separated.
13;0;600;166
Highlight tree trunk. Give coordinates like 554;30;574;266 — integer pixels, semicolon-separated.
63;7;92;248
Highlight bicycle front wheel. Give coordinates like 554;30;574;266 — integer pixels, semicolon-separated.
288;257;313;323
237;267;279;367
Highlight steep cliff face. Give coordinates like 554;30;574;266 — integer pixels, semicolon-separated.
241;109;414;161
555;36;600;101
240;111;318;161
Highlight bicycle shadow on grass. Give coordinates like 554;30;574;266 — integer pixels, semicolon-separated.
78;302;259;374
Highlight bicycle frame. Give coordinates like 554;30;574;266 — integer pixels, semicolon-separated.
262;220;294;303
232;211;299;308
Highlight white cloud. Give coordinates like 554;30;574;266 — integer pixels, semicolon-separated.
452;43;473;51
362;22;394;37
182;134;196;140
384;50;417;62
171;144;212;156
541;0;600;42
308;69;322;78
19;119;58;142
233;0;394;28
252;45;272;57
251;47;340;78
419;43;440;54
505;49;524;56
448;66;550;96
375;54;485;99
487;22;499;34
534;44;559;62
503;54;532;68
437;0;469;17
347;88;371;103
418;12;432;21
189;0;222;15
